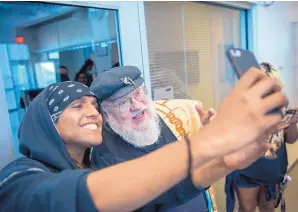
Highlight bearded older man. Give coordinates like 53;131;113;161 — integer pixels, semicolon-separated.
89;66;222;212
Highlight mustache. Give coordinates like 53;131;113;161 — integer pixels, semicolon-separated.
131;106;148;118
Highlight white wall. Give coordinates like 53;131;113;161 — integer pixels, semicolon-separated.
252;2;298;167
252;2;297;106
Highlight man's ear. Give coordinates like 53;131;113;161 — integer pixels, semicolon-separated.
100;105;109;121
102;111;109;121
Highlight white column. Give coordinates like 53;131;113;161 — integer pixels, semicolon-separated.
0;45;15;169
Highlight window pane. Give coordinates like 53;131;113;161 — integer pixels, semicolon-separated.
35;62;57;88
145;2;244;109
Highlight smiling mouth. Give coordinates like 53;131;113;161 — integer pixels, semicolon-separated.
81;124;98;130
132;110;145;120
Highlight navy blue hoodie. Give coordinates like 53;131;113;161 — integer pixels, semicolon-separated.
0;85;98;212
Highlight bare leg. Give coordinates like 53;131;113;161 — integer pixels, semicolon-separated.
258;185;280;212
236;186;260;212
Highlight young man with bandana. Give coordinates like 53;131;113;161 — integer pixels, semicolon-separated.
90;66;220;211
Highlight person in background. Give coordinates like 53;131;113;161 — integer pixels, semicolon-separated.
225;62;298;212
75;71;89;87
78;59;95;86
58;65;70;82
0;67;289;212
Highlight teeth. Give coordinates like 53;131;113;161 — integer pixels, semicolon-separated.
82;124;98;130
133;111;144;119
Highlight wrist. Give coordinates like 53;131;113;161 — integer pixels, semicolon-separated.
191;168;210;189
188;128;217;170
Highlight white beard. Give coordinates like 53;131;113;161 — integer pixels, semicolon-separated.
107;103;161;148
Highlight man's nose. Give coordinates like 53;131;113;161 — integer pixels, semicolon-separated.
130;98;142;110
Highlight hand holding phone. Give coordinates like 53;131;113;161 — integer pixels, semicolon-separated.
285;108;297;122
226;48;281;115
285;108;297;121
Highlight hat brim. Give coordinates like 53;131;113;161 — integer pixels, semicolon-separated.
107;77;144;100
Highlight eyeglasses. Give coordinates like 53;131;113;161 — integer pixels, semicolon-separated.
103;86;147;112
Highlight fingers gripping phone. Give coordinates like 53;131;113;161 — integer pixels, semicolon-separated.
226;48;280;115
285;108;297;120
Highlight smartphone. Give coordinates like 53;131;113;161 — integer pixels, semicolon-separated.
226;48;261;78
285;108;297;120
226;47;280;115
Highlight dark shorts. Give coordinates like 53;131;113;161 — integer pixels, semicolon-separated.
237;174;261;188
237;174;279;200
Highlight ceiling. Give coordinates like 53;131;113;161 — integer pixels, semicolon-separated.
0;2;75;26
